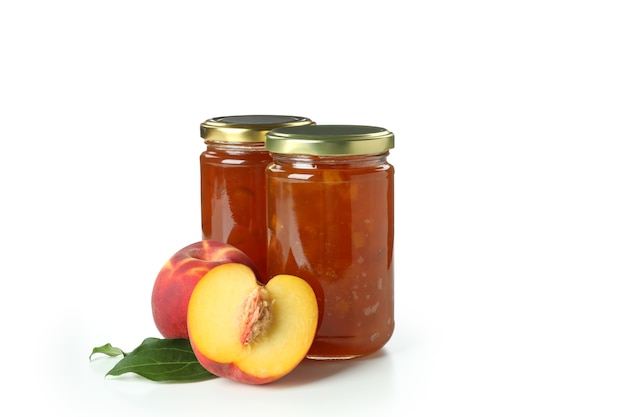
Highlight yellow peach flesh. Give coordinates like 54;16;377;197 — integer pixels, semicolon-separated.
236;275;318;377
187;263;318;382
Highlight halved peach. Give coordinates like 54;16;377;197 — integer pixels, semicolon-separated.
187;263;318;384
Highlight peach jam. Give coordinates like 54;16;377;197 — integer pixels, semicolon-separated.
265;125;395;359
199;115;314;283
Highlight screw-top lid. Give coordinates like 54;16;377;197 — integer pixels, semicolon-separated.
200;115;314;144
265;124;394;156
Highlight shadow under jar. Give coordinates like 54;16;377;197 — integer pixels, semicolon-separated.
265;125;395;360
199;115;314;283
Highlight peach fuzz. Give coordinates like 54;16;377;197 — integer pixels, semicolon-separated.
187;263;318;384
151;240;259;339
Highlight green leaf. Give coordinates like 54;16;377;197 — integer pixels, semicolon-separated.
104;337;218;382
90;343;126;360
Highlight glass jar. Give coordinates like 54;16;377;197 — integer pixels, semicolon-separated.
265;125;395;359
200;115;314;283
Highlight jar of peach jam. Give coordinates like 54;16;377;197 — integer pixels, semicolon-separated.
265;125;395;359
199;115;314;283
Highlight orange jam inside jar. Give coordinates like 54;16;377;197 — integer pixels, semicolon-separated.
199;115;314;283
266;125;395;359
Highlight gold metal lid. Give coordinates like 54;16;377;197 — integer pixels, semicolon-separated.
265;124;394;156
200;115;314;144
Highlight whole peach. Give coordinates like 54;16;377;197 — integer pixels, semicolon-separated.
151;240;259;339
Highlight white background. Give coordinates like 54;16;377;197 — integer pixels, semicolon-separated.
1;1;625;416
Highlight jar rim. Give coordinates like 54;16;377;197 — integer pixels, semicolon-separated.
266;124;394;156
200;115;314;144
